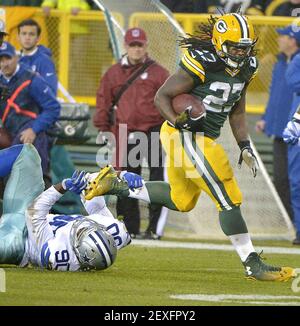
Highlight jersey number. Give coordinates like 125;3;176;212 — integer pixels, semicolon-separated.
54;250;70;271
203;82;245;108
106;223;122;247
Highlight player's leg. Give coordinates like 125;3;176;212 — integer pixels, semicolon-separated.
3;144;44;214
0;144;44;264
187;133;295;281
184;134;247;235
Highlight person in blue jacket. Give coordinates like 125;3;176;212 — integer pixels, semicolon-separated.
0;41;60;178
282;40;300;245
255;25;300;221
17;19;57;94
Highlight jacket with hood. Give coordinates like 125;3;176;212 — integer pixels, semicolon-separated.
19;45;58;95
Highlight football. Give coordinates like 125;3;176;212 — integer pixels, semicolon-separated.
172;93;206;119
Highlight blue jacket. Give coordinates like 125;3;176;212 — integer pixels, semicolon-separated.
286;53;300;119
0;64;60;135
19;45;58;95
262;52;299;138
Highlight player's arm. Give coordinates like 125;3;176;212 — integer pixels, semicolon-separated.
26;186;64;248
81;194;114;217
27;171;87;247
229;90;249;143
154;68;194;125
28;188;73;271
229;90;259;177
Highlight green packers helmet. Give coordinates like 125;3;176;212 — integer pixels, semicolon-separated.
212;13;257;68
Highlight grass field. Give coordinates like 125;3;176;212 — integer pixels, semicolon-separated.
0;239;300;306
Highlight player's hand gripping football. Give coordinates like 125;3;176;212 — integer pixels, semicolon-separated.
238;140;259;178
62;170;87;195
174;107;205;132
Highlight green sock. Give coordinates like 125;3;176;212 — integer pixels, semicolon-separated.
219;206;248;236
145;181;178;210
108;179;130;197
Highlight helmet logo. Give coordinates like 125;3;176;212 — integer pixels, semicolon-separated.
82;251;94;263
216;20;228;33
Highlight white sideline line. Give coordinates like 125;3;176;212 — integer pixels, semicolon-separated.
246;301;300;306
170;294;300;305
131;240;300;255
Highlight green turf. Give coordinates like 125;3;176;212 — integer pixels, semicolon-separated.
0;242;300;306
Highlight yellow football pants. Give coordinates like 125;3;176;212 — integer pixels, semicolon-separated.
160;121;242;212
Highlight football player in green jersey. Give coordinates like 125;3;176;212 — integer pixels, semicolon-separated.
85;13;295;282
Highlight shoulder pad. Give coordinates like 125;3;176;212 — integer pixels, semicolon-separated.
188;49;224;72
189;49;218;64
180;49;220;82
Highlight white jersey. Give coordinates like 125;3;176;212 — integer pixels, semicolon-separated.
21;186;131;271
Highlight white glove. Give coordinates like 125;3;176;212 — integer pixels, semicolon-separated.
238;141;259;178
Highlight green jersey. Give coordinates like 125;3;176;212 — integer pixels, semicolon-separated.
179;48;258;138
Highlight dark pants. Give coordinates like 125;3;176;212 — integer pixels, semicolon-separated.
273;138;293;221
288;142;300;237
116;125;164;235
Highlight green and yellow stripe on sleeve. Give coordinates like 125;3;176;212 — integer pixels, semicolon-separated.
179;51;206;83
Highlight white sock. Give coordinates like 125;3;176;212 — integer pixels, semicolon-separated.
229;233;255;262
128;182;150;203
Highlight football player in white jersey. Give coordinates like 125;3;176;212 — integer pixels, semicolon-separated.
0;144;142;271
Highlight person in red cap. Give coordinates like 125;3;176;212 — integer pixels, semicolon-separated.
94;27;169;239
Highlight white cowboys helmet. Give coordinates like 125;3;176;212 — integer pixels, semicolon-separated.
70;219;117;271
